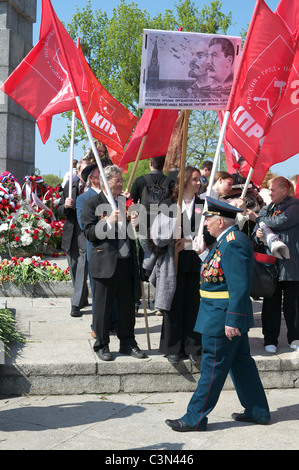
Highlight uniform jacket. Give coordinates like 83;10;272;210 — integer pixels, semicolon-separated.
253;196;299;281
194;224;254;337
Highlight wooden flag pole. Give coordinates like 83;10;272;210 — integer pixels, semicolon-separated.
174;109;190;272
125;135;147;193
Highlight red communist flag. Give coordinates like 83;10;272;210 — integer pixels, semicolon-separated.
0;0;88;143
225;0;299;185
218;111;240;174
75;42;138;157
118;108;178;168
275;0;299;37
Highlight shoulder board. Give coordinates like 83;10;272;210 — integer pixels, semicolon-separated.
226;231;236;243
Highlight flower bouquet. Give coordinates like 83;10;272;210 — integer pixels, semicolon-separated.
43;186;62;220
47;219;65;250
0;171;22;221
0;203;52;258
0;256;71;287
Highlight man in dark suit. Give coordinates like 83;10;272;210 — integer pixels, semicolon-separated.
81;165;147;361
166;197;270;432
58;159;91;317
76;163;118;336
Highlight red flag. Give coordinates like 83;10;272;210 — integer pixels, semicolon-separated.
218;111;240;174
275;0;299;37
118;109;178;168
225;0;299;185
0;0;88;143
296;177;299;198
75;42;138;156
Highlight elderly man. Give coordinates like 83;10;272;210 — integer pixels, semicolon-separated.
250;176;299;353
80;165;147;361
166;196;270;432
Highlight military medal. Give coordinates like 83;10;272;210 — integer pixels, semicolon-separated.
200;240;225;285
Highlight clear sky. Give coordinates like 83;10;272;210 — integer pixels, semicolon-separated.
33;0;298;179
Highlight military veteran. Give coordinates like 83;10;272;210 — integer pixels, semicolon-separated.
166;196;270;432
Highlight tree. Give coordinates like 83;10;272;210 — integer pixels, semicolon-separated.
41;174;62;187
57;0;233;176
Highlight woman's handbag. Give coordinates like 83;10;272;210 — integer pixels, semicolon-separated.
251;252;278;298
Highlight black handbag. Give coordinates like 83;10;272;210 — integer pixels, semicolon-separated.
251;252;278;298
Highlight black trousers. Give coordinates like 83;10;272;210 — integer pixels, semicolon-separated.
92;257;137;351
262;281;299;346
159;270;202;356
66;240;89;308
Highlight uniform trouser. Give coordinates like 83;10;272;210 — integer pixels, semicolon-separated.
262;281;299;346
66;244;89;308
92;257;137;351
181;333;270;429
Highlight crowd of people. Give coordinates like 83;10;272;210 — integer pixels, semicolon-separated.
57;142;299;430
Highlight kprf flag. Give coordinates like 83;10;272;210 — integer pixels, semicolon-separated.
75;42;138;156
119;108;178;168
225;0;299;185
0;0;88;143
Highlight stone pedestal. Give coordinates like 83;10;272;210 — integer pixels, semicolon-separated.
0;0;37;182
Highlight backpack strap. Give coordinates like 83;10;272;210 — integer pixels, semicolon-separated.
161;176;172;189
143;174;154;186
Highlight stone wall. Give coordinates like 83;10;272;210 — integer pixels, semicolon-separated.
0;0;37;182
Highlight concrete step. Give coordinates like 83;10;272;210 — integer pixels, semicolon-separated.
0;297;298;396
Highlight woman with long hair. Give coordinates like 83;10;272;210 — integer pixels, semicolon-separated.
150;166;209;364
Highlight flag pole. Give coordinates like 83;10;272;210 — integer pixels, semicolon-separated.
125;135;147;192
174;109;190;272
68;110;76;199
75;96;117;210
241;167;254;198
195;110;231;250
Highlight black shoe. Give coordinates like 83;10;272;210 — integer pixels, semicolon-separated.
231;412;269;425
119;345;148;359
189;354;201;364
165;419;206;432
97;346;113;361
167;354;180;364
70;306;82;317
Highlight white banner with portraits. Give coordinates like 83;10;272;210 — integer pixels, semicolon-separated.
139;29;242;110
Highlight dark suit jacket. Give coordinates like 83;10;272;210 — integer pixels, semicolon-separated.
57;179;86;252
80;191;141;300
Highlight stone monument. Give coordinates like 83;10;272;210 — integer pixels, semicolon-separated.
0;0;37;182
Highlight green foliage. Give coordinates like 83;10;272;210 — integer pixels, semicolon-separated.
41;174;62;187
0;308;26;348
123;159;150;189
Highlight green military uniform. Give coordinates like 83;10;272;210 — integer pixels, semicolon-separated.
167;197;270;431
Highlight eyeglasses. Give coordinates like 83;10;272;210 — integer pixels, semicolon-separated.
110;178;124;184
